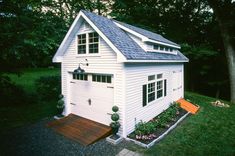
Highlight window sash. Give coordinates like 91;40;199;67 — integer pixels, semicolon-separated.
144;74;166;106
147;82;155;103
72;73;88;81
77;34;86;54
92;74;111;83
89;32;99;54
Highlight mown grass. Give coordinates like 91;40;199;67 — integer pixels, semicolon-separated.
0;68;60;133
8;68;60;93
144;92;235;156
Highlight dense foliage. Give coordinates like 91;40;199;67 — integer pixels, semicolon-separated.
0;0;234;101
35;75;61;100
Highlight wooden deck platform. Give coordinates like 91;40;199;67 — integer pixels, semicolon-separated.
47;114;112;146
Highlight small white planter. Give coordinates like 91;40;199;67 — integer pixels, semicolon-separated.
106;135;123;145
126;112;190;148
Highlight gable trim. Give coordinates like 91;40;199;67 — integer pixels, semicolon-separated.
53;12;82;62
53;11;127;63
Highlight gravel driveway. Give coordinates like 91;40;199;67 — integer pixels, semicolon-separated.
0;118;136;156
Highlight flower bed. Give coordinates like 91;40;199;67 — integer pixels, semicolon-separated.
127;102;188;145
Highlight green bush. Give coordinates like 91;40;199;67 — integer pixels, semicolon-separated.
35;75;61;100
135;121;156;136
0;75;29;106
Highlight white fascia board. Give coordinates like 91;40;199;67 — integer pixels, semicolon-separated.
81;12;127;62
52;56;63;63
52;12;82;62
143;38;181;49
114;22;149;41
124;59;189;63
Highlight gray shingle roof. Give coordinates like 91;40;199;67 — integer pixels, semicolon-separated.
81;10;188;61
114;21;179;47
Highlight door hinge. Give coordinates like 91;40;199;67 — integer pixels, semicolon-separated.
107;86;114;88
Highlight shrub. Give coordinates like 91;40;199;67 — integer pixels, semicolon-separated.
0;75;29;106
135;121;156;136
35;75;61;100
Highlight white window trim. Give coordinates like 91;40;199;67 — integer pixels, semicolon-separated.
76;30;101;56
145;73;166;106
146;44;178;55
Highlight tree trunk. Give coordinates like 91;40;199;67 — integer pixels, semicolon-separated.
207;0;235;103
217;22;235;103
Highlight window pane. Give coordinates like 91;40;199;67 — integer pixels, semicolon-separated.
148;92;155;102
102;75;106;82
78;45;86;54
157;74;163;79
160;46;164;50
148;75;155;81
84;74;88;80
153;45;159;50
97;75;101;82
107;76;111;83
157;81;163;89
92;75;96;81
157;89;163;98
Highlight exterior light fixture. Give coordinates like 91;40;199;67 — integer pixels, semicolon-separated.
73;59;89;74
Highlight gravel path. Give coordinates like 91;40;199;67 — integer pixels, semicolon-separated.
0;118;136;156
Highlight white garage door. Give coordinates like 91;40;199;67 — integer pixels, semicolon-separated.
70;73;114;125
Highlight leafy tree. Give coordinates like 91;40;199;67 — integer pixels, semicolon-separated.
111;0;230;100
207;0;235;103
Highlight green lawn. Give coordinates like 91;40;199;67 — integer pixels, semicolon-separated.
0;68;60;133
144;92;235;156
8;68;60;93
1;69;235;155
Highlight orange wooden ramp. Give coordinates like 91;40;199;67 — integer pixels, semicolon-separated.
47;114;112;146
177;98;200;114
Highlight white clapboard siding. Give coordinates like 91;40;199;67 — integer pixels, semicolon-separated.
123;63;184;136
61;21;125;135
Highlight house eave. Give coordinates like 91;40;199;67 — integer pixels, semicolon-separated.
124;59;189;63
143;38;181;49
52;56;63;63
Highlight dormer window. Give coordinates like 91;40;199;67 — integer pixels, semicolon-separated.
147;43;177;55
153;45;159;50
77;32;99;54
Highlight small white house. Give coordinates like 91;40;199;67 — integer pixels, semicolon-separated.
53;10;188;138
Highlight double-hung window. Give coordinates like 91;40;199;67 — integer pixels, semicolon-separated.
77;32;99;54
156;74;163;98
89;32;99;53
143;73;167;107
147;75;156;103
77;34;86;54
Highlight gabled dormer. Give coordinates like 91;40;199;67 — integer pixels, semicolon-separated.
114;21;180;55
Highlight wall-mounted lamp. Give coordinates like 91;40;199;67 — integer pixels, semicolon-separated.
73;59;89;74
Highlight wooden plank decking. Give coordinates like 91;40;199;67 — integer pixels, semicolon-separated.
47;114;112;146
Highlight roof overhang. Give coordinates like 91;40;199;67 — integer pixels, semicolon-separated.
124;59;189;63
53;11;127;63
114;21;181;49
